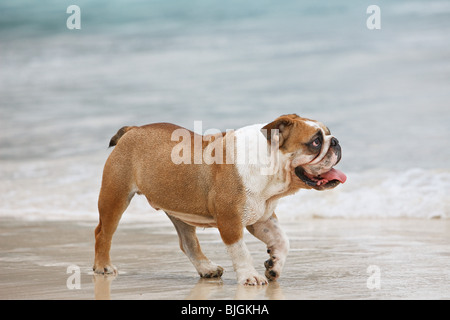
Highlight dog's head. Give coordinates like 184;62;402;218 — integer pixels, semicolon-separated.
262;114;346;191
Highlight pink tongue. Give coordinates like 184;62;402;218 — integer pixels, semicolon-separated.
319;168;347;184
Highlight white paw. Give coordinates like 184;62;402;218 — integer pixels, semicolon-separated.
237;269;268;286
264;252;286;281
198;264;224;278
93;263;117;275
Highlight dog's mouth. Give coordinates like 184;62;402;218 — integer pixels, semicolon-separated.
294;167;347;190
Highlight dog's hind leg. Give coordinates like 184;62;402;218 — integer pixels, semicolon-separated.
94;158;135;275
166;214;223;278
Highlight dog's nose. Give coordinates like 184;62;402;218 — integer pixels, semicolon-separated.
331;137;339;146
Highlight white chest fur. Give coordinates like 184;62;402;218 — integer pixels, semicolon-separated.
234;124;291;225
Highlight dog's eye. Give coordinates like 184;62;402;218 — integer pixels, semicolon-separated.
311;138;321;148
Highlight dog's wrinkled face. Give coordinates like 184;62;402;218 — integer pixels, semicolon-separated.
262;114;347;190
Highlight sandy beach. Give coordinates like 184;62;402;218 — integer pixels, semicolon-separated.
1;0;450;305
1;217;448;300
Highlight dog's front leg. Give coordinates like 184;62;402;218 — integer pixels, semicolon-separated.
246;213;289;281
217;219;267;286
226;238;268;286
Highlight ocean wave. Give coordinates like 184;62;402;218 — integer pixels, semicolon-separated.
0;157;448;221
278;168;450;220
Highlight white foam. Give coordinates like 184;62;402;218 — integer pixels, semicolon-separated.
0;156;449;221
277;168;450;220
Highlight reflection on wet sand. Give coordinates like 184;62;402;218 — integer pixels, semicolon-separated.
93;274;117;300
93;275;285;300
186;278;285;300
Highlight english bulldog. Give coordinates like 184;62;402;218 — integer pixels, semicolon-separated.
93;114;346;285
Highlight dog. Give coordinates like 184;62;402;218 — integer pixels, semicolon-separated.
93;114;346;285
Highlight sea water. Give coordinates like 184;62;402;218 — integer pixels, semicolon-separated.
1;0;449;220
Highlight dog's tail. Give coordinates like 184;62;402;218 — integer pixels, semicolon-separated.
109;126;137;148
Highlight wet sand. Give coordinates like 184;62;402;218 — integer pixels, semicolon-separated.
0;218;449;300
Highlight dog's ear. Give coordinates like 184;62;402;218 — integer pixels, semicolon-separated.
261;114;297;147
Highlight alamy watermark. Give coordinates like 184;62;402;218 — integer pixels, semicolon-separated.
367;5;381;30
366;265;381;290
66;265;81;290
170;121;280;175
66;5;81;30
66;5;381;31
65;264;382;292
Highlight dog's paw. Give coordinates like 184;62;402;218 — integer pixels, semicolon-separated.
199;265;224;278
93;263;117;275
237;270;268;286
264;254;284;281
